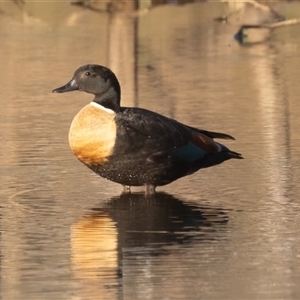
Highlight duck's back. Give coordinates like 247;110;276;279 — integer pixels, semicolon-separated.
92;107;240;187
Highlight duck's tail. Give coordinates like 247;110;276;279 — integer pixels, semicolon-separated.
228;150;244;159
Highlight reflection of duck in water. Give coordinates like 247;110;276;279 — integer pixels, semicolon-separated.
53;64;243;194
71;193;229;296
99;193;229;249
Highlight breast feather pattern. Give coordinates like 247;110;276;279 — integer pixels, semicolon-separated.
68;103;117;165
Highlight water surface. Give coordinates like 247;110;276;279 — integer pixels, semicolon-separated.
1;2;300;299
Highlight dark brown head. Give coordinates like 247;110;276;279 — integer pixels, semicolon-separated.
52;64;121;111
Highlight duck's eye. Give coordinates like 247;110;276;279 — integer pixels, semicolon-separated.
85;72;91;76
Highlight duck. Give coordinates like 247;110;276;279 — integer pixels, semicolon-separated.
52;64;243;194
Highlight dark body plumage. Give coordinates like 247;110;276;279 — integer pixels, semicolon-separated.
53;64;243;194
108;107;238;186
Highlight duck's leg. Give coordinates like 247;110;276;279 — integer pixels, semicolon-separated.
145;184;156;195
122;185;131;194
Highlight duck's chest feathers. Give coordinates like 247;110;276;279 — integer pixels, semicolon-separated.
69;102;117;166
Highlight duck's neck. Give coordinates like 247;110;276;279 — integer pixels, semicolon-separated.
93;86;121;113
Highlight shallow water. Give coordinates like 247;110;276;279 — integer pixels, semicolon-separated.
1;1;300;299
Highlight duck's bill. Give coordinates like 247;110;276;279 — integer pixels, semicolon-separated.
52;78;79;93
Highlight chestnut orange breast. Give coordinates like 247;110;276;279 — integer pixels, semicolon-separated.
69;102;117;166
